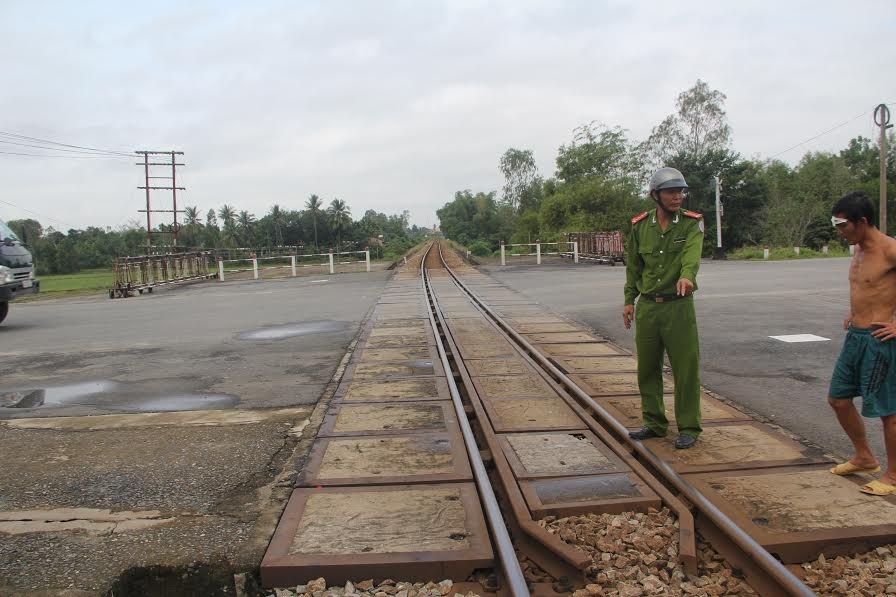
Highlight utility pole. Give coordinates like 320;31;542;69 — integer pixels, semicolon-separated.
713;174;724;259
874;104;892;235
136;150;185;252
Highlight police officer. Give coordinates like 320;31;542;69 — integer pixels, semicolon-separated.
623;167;704;449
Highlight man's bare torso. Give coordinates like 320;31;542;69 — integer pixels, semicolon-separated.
849;235;896;327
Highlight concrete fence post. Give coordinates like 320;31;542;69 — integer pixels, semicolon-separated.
500;242;506;266
822;245;829;255
536;242;541;265
573;241;579;264
794;246;800;256
763;247;770;260
218;260;225;281
291;255;297;277
365;250;371;272
328;251;335;274
252;258;259;279
850;244;856;255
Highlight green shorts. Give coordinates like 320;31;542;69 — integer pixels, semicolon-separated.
829;327;896;418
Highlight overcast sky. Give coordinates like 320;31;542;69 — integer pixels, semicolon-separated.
0;0;893;232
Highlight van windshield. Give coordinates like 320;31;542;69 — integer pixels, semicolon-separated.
0;221;20;242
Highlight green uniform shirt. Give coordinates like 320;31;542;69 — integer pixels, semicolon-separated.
624;208;704;305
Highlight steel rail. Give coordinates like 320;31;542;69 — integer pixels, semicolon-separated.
419;242;530;597
437;242;816;597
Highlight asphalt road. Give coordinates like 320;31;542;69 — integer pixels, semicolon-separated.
483;257;880;462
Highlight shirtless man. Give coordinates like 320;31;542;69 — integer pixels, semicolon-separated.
827;191;896;495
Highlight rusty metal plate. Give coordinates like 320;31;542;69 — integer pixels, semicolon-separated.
521;474;662;518
524;332;602;344
642;422;829;474
571;372;673;397
688;465;896;563
540;343;627;357
299;432;471;486
555;356;639;373
360;347;434;362
456;340;517;359
365;334;433;349
463;358;530;376
597;394;752;428
481;397;585;432
513;322;580;333
351;359;441;379
470;374;555;399
498;431;629;479
261;484;493;587
338;378;448;403
319;401;458;437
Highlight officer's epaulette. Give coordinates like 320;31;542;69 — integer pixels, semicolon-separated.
631;212;649;225
683;210;703;219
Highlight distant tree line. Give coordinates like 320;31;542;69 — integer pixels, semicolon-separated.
438;80;895;256
6;197;429;275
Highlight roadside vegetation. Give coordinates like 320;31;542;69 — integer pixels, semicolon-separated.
437;80;894;259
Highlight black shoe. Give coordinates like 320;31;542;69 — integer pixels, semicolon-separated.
629;427;663;440
675;435;697;449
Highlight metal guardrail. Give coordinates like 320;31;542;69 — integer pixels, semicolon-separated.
217;250;371;281
110;251;215;298
499;241;579;265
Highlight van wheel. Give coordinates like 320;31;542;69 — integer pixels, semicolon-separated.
0;302;8;324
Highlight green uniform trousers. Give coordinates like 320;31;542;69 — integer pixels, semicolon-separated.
635;295;702;438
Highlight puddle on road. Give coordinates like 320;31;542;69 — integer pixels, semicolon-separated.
238;320;348;341
0;380;238;413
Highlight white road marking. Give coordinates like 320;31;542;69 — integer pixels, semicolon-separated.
310;279;329;283
769;334;830;343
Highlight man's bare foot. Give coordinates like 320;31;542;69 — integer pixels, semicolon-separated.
850;456;881;469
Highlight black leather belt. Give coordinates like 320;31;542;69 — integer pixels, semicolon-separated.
640;293;687;303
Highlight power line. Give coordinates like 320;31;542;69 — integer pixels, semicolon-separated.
767;102;892;160
0;149;131;159
0;197;76;230
0;130;133;157
0;139;135;157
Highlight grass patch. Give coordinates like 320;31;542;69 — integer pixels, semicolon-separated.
23;269;114;300
727;246;851;260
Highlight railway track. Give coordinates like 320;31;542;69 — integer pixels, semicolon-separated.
261;240;896;596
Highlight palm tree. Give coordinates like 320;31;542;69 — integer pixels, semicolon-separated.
183;206;201;248
305;194;322;252
218;204;236;227
328;198;351;253
238;210;256;247
269;204;285;247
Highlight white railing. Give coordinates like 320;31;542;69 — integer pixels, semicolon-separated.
217;250;370;281
499;241;578;266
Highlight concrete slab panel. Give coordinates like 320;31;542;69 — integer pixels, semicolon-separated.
553;356;638;374
524;332;602;344
462;358;531;377
499;431;629;479
540;343;627;357
482;397;585;432
319;401;457;437
470;374;555;399
351;359;442;379
597;394;751;428
643;422;829;473
520;474;661;518
571;372;673;396
513;323;581;333
359;347;435;362
300;432;471;486
337;378;449;403
261;484;493;586
688;465;896;563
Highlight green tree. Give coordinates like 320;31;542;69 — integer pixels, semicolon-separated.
328;199;351;253
647;80;731;165
305;194;323;252
555;123;646;191
5;218;42;246
500;148;541;212
237;210;256;246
